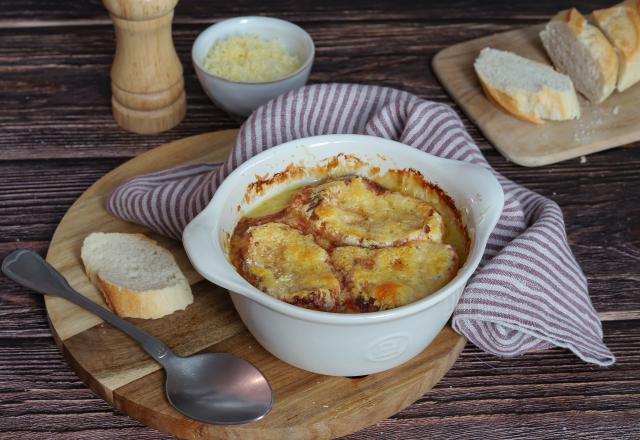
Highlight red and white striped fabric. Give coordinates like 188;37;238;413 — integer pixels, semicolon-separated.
108;83;614;366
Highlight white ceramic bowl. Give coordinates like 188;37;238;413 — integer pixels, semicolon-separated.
191;16;315;117
183;135;504;376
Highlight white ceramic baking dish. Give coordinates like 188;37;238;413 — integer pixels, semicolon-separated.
183;134;504;376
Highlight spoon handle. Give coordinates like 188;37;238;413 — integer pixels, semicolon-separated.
2;249;174;365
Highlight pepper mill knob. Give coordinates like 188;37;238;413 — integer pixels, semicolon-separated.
103;0;187;134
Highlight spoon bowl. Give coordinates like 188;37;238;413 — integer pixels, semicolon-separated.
165;353;272;424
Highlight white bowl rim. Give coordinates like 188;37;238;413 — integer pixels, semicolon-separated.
183;134;504;325
191;16;315;85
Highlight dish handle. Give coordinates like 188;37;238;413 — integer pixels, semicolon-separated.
463;163;505;249
182;215;250;296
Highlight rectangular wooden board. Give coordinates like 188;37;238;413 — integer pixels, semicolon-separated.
432;24;640;167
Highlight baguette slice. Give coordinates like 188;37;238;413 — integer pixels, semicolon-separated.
474;47;580;124
540;8;618;104
81;232;193;319
593;0;640;91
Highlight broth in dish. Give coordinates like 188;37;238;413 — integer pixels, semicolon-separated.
229;173;468;313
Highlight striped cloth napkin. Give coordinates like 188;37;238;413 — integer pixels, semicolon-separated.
108;83;614;366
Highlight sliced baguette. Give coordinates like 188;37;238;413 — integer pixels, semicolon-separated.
81;232;193;319
593;0;640;92
473;47;580;124
540;8;618;104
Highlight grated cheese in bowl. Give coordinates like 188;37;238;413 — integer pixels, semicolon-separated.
203;34;303;83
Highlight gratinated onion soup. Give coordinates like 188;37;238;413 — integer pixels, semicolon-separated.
229;160;469;313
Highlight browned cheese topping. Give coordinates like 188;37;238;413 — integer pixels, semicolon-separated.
229;175;465;313
238;222;342;311
287;176;444;248
331;242;459;312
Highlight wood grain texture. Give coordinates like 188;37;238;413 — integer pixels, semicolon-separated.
60;281;244;401
112;328;464;440
104;0;187;134
1;320;638;439
433;24;640;166
1;0;639;439
43;130;465;439
45;131;236;341
1;19;491;159
0;0;614;24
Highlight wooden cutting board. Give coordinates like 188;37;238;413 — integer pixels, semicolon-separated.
44;130;466;440
432;24;640;167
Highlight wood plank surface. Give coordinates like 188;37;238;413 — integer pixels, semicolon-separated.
1;319;638;439
0;0;591;23
1;0;639;439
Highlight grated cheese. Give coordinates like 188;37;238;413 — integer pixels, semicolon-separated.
203;34;302;82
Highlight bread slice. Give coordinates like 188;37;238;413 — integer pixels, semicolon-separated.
540;8;618;104
593;0;640;92
473;47;580;124
81;232;193;319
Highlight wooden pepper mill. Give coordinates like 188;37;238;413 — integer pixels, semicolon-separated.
103;0;186;134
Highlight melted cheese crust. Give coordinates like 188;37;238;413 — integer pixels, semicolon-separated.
331;242;459;311
287;176;444;248
239;222;341;311
230;176;464;313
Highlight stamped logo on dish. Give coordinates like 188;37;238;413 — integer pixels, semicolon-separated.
365;333;410;362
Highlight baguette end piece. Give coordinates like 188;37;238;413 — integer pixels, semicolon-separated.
593;0;640;92
540;8;618;103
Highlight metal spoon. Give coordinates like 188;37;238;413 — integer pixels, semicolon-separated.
2;249;273;425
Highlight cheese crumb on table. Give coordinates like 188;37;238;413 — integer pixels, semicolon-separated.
203;34;302;82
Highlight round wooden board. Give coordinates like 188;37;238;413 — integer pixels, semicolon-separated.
45;130;466;440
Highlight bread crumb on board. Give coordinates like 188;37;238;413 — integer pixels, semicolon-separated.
573;102;607;143
580;156;587;164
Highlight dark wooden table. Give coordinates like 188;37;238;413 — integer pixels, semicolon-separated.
1;1;639;438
